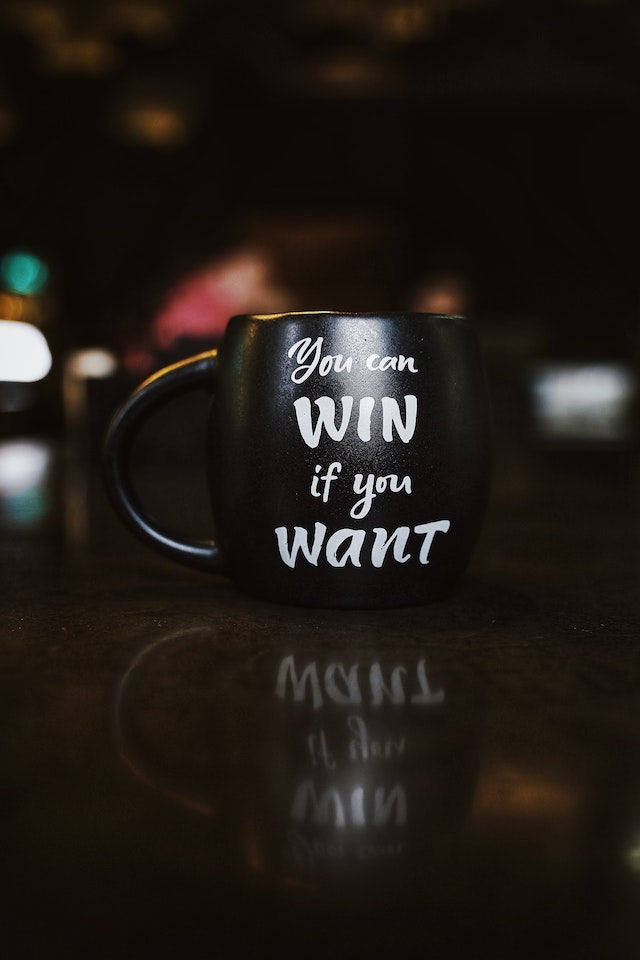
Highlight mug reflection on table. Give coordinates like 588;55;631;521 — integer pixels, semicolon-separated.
113;629;477;895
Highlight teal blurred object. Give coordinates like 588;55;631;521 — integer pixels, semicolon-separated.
0;250;50;296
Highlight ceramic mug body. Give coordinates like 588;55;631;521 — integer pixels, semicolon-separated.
104;312;491;608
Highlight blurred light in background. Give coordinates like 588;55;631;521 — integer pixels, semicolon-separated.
0;293;45;328
292;0;445;43
471;763;580;823
0;0;68;40
0;250;50;296
0;292;28;323
0;0;177;82
410;271;474;317
369;0;439;45
63;348;118;450
116;100;189;148
0;0;177;46
104;0;177;44
0;439;52;528
36;33;119;76
1;1;118;76
111;84;195;149
625;830;640;874
530;362;637;445
0;439;50;494
0;320;52;384
65;347;118;380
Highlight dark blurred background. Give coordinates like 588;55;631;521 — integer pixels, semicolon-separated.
0;0;639;447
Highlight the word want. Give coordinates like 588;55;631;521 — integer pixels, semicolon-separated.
274;519;450;568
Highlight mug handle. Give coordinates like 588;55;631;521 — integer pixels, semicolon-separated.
102;350;226;573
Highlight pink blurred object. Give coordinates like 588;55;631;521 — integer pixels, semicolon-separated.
123;247;292;375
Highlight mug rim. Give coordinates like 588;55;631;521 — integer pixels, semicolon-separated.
237;310;474;329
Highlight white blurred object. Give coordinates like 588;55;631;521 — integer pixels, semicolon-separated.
65;348;118;380
0;439;52;527
529;362;637;445
0;439;51;495
0;320;52;382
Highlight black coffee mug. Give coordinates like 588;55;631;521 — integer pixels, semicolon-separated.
103;312;491;608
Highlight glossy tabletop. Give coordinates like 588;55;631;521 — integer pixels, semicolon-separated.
2;439;640;959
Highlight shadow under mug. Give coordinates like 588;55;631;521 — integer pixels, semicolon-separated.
103;311;491;608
